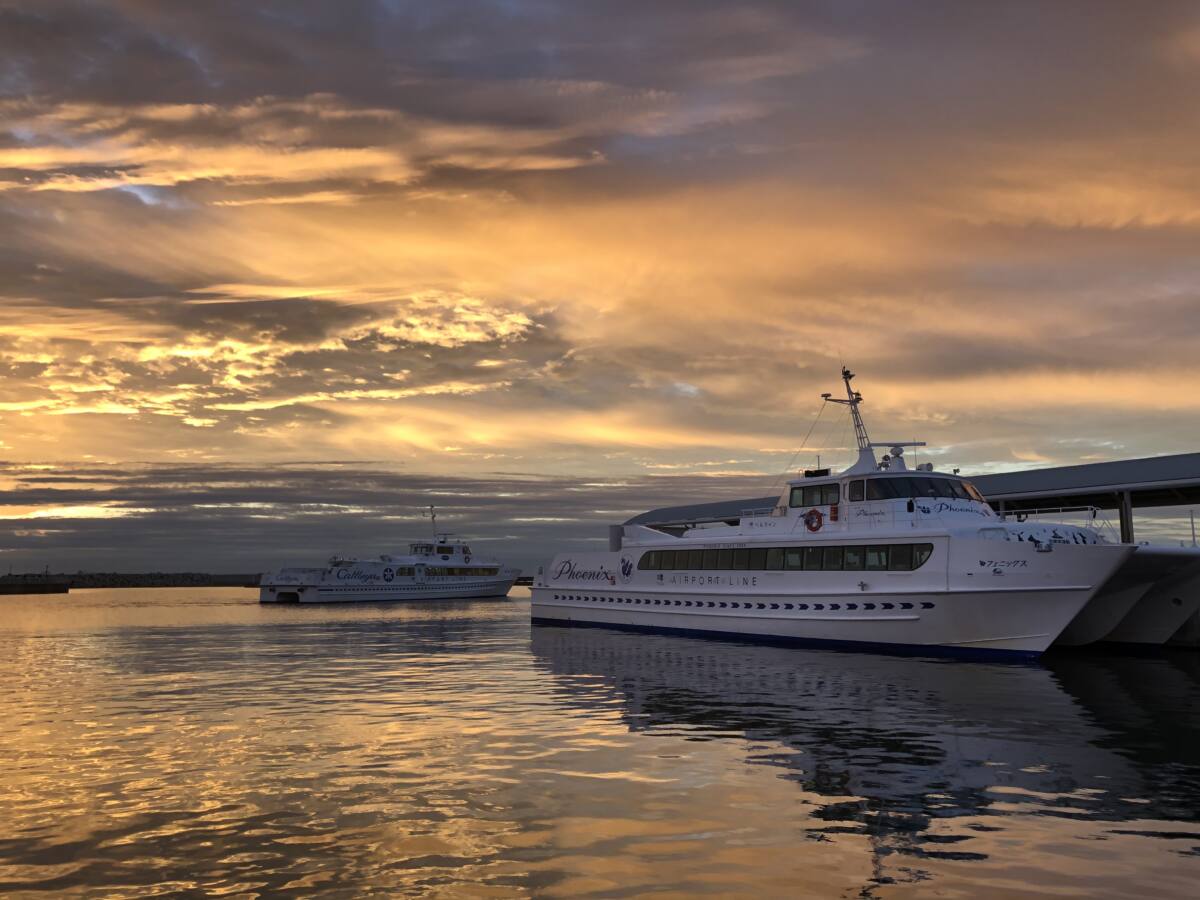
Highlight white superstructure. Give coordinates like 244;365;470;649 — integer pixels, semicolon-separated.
531;369;1133;657
260;508;519;603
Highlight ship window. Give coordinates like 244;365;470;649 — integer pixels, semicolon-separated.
946;480;972;500
717;548;733;569
784;548;804;570
866;479;899;500
702;549;719;570
639;551;660;570
748;548;767;569
687;549;703;569
803;546;823;570
844;546;864;570
889;544;914;571
660;550;676;570
914;543;934;568
930;478;957;498
437;546;453;554
962;482;986;502
821;484;840;505
911;477;932;495
789;486;803;507
805;486;824;507
848;480;865;502
823;547;844;570
865;546;889;570
765;548;784;570
732;548;749;570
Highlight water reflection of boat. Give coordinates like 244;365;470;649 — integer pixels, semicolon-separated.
530;624;1200;887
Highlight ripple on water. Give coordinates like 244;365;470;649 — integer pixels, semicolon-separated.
1;588;1199;896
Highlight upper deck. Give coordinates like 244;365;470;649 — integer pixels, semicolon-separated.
407;540;474;558
621;367;1002;546
619;468;997;547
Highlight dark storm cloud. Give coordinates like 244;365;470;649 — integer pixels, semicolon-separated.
0;460;784;572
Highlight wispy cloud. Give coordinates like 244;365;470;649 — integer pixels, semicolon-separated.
1;0;1199;570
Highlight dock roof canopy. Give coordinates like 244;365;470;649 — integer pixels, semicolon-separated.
972;451;1200;512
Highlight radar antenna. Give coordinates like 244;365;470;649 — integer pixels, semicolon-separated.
422;504;437;542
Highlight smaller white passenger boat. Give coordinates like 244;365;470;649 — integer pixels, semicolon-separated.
260;508;519;603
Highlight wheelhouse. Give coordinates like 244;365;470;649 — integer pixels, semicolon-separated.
408;542;473;556
787;472;987;506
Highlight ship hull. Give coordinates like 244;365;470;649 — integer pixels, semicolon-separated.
1105;566;1200;644
532;540;1131;657
261;576;517;603
1056;546;1200;646
531;586;1097;657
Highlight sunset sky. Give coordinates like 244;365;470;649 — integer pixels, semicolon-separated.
3;1;1200;571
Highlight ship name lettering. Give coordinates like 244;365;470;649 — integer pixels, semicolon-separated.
552;560;613;582
336;568;379;582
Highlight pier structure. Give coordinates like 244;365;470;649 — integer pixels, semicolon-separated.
973;452;1200;545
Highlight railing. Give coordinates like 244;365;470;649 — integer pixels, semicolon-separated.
740;505;787;519
999;505;1118;540
649;501;1116;541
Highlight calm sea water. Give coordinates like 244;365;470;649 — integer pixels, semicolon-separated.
1;588;1198;898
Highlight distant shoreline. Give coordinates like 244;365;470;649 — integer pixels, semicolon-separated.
1;573;261;593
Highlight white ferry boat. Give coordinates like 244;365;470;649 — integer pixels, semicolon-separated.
260;509;519;603
531;369;1133;657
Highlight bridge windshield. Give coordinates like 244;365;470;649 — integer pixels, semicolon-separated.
864;476;985;502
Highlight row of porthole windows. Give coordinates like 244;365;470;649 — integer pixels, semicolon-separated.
551;594;936;612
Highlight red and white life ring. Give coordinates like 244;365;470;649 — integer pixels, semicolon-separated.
803;508;824;532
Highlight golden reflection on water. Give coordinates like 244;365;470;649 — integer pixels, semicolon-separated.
1;587;1199;897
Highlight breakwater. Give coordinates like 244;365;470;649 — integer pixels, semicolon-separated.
0;572;261;593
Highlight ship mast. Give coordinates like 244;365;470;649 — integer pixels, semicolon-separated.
823;367;871;452
821;367;925;475
822;367;876;473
